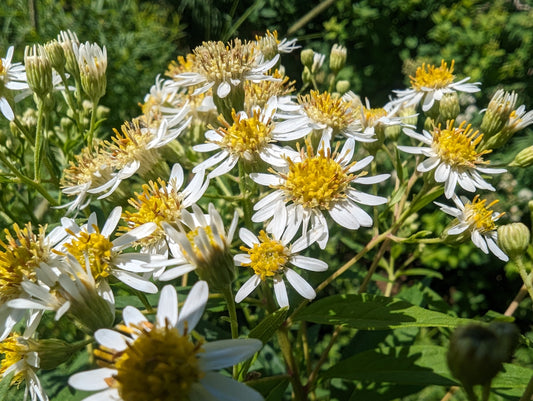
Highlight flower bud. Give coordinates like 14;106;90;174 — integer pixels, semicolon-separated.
26;338;87;370
329;44;347;74
302;66;312;85
509;146;533;168
438;92;460;122
399;105;418;127
480;89;517;139
58;30;80;78
447;324;503;387
300;49;315;68
24;44;53;98
497;222;530;259
74;41;107;101
44;39;66;74
335;80;350;94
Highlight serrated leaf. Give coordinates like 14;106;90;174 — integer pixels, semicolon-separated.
323;345;456;385
295;294;471;329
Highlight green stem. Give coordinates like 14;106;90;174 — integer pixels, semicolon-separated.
0;151;56;205
516;256;533;303
34;100;45;182
59;70;82;134
222;285;240;378
305;325;342;393
13;116;35;146
520;373;533;401
87;97;99;146
238;161;253;229
277;327;306;401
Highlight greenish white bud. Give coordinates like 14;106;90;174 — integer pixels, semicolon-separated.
44;39;66;74
497;222;530;259
480;89;517;139
57;30;80;78
438;92;460;122
74;41;107;101
24;44;53;98
335;80;350;94
509;146;533;168
329;44;347;73
300;49;315;68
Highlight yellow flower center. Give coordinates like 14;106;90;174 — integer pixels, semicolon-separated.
216;109;272;156
121;179;184;248
277;142;357;210
432;120;490;168
362;106;387;127
463;196;502;233
63;228;113;280
245;70;295;110
410;60;455;91
0;59;5;77
299;90;356;132
0;223;48;303
0;333;27;385
186;226;217;261
241;231;289;281
107;324;204;401
60;145;109;189
193;39;256;85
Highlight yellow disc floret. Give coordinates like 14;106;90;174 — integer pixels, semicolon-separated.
410;60;455;90
110;324;204;401
0;333;28;385
215;109;272;156
432;120;491;168
277;142;357;210
0;223;48;303
63;228;113;280
463;195;502;234
361;106;387;127
241;231;289;281
299;90;356;132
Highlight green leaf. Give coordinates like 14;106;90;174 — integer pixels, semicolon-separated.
388;183;407;206
401;268;443;280
323;345;457;386
248;307;289;344
295;294;471;329
248;375;290;399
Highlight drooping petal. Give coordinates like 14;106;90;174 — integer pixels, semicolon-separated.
200;339;262;370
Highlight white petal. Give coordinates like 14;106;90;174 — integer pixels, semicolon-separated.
122;306;148;327
200;339;262;370
217;81;231;98
234;254;251;266
159;264;197;281
486;235;509;262
290;255;328;272
471;230;489;253
448;223;469;235
234;275;261;303
239;228;259;248
0;97;14;121
101;207;122;238
285;269;316;300
208;154;239;178
418;156;440;172
177;280;208;334
94;329;128;351
434;163;451;183
249;173;282;187
273;277;289;308
352;174;390;185
157;285;178;328
169;163;185;189
347;189;388;206
444;171;458;199
113;271;158;293
68;368;116;391
200;371;263;401
112;223;157;250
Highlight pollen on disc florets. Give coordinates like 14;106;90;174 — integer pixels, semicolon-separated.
410;60;455;91
60;145;111;190
62;227;113;280
432;120;491;168
240;230;289;281
121;179;184;248
99;324;205;401
361;106;387;127
215;109;273;157
0;223;49;303
464;195;503;234
276;141;358;210
0;333;28;385
245;70;295;109
299;90;356;131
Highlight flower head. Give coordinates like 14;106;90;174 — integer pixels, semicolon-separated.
392;60;480;112
234;227;328;307
193;96;301;178
0;46;29;120
73;41;107;100
254;30;299;62
436;195;508;261
68;282;263;401
251;139;389;248
398;121;506;198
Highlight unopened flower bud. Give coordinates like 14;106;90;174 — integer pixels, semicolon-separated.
44;39;66;74
311;52;325;74
480;89;517;139
438;92;460;122
509;146;533;168
497;222;530;259
335;80;350;94
300;49;315;68
399;105;418;127
24;44;53;98
302;66;312;85
329;44;347;73
447;324;503;387
58;30;80;78
26;338;87;370
74;41;107;101
384;124;402;141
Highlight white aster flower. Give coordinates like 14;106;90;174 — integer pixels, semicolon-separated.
0;316;48;401
391;60;480;112
68;282;264;401
234;227;328;308
0;223;66;341
120;163;209;256
60;206;160;294
277;90;374;149
158;203;238;288
255;30;300;62
356;98;406;138
0;46;29;120
251;139;389;249
174;38;279;99
193;96;301;178
397;120;506;199
435;195;508;262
